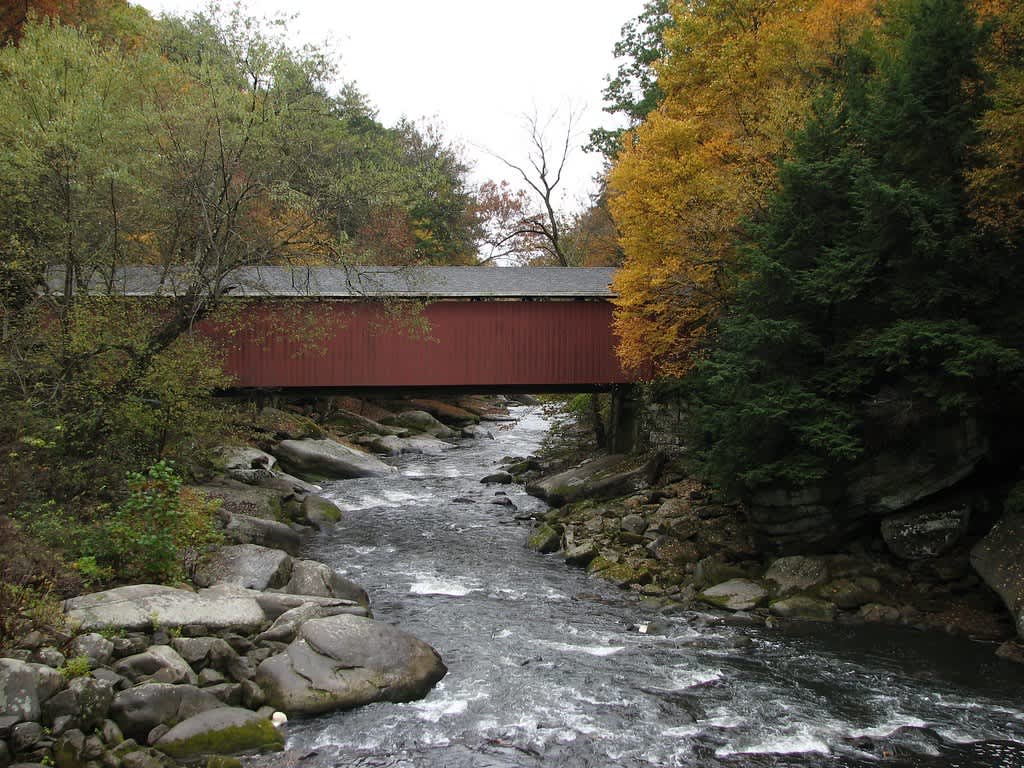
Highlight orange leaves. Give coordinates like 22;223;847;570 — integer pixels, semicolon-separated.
968;0;1024;241
608;0;877;377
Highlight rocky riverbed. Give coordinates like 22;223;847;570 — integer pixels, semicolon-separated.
517;411;1024;661
0;396;511;768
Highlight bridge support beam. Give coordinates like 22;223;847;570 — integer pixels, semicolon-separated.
609;384;639;454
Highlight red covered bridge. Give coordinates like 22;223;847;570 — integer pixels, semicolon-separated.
104;266;642;393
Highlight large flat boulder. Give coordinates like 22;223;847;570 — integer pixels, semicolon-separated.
194;479;282;521
323;408;405;437
64;585;268;634
218;511;302;556
352;433;454;457
526;454;658;507
154;707;283;759
255;614;446;715
972;510;1024;638
406;399;479;426
193;545;294;591
698;579;768;611
270;439;394;481
381;410;456;438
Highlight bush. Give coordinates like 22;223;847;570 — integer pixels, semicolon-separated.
102;460;222;583
0;515;76;650
58;655;92;679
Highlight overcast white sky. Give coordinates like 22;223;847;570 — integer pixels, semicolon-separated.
133;0;649;211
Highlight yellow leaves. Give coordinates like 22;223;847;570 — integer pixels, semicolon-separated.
608;0;878;377
968;0;1024;240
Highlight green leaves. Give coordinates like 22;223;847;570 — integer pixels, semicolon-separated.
689;0;1024;495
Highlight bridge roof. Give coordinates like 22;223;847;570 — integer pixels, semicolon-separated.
50;265;619;299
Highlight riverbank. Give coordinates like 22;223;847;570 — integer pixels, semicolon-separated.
516;404;1023;660
0;395;521;768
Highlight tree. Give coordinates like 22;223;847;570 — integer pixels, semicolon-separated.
587;0;674;161
607;0;876;376
490;109;579;266
0;11;351;493
968;0;1024;247
691;0;1023;495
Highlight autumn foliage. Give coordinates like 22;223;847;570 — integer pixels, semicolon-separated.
607;0;876;376
604;0;1024;497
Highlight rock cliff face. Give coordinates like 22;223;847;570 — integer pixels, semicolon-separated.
747;412;988;554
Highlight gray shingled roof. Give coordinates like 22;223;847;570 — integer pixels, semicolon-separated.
46;265;618;299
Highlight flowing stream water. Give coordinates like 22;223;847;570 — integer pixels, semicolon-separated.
276;406;1024;768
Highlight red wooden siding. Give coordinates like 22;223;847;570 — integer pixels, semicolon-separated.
200;299;640;389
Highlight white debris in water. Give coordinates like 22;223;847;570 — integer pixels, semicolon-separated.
540;640;625;657
409;577;479;596
665;666;724;690
715;727;832;757
412;696;470;722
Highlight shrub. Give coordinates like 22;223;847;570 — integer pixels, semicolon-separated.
58;655;92;679
101;460;221;583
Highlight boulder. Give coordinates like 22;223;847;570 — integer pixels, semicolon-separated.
279;561;369;608
461;425;494;440
620;513;648;536
53;729;86;768
218;512;301;556
168;639;239;675
255;604;324;645
109;685;224;742
770;596;837;622
194;479;282;521
698;579;768;611
382;410;456;438
193;545;294;591
113;646;197;686
818;577;882;609
881;502;971;560
527;524;561;554
153;708;283;759
480;472;513;485
214;447;277;474
971;510;1024;638
270;439;394;481
323;408;405;437
406;399;479;426
255;614;446;715
0;659;62;724
564;540;599;567
526;454;658;507
65;677;114;732
764;556;830;598
69;635;114;669
249;472;321;499
352;433;453;457
64;585;267;634
299;495;341;528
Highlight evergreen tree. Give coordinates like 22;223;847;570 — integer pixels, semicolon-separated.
693;0;1023;495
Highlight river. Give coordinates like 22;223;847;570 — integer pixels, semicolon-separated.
276;405;1024;768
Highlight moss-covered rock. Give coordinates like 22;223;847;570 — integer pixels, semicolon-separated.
588;556;654;588
527;524;562;554
154;708;283;759
698;579;768;611
300;494;342;526
770;596;837;622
